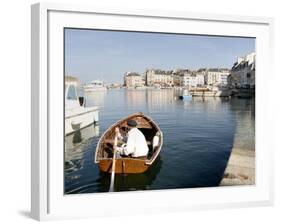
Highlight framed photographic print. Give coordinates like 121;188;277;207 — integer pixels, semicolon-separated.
31;2;274;221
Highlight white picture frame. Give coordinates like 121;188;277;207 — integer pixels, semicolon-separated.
31;2;274;221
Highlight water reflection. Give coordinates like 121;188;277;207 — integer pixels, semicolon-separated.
126;89;147;108
65;124;100;174
64;89;255;194
65;124;99;151
91;156;163;193
146;89;178;112
114;156;162;191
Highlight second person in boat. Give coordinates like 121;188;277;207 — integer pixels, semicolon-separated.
114;119;149;158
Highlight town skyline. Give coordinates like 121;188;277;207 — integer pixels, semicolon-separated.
65;28;255;84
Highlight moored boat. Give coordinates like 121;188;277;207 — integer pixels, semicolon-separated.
179;89;192;100
83;80;107;92
190;87;230;97
65;76;99;135
94;112;163;174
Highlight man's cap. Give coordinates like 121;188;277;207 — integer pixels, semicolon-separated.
127;119;137;127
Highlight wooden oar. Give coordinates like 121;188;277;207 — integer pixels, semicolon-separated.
109;133;118;192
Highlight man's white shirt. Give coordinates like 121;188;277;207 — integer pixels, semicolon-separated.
119;128;149;157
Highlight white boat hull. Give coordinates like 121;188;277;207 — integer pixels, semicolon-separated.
84;88;107;92
192;90;229;97
65;107;99;135
83;85;107;92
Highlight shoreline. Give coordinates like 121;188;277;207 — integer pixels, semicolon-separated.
220;148;255;186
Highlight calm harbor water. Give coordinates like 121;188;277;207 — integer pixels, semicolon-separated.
64;89;255;194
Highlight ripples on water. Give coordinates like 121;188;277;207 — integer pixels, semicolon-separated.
64;89;255;194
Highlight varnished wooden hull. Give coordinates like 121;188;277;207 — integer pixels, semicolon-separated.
95;112;163;174
99;158;149;174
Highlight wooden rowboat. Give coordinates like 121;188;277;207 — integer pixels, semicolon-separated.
94;112;163;174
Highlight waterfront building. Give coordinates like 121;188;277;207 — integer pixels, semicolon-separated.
179;74;191;87
228;52;255;88
197;68;208;86
124;72;144;88
172;69;189;87
196;73;205;86
172;70;182;86
145;69;173;87
173;69;204;88
204;68;230;86
221;73;230;86
197;68;208;75
127;67;231;88
189;74;198;87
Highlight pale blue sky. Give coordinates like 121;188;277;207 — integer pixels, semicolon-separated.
65;28;255;84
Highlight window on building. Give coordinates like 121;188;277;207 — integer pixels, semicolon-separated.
247;73;251;78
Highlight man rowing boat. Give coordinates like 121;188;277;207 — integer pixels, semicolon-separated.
114;119;149;158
